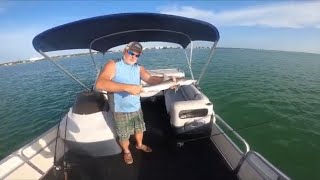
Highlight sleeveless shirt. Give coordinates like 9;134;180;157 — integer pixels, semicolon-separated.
110;59;141;112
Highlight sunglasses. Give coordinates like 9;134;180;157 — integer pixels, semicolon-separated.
127;50;141;58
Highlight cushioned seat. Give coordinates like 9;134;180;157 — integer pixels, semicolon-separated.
164;84;214;136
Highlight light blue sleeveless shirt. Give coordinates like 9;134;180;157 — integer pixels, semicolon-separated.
111;59;141;112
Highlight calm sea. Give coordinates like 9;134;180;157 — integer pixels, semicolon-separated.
0;48;319;179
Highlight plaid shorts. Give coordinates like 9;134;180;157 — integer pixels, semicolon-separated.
113;109;146;141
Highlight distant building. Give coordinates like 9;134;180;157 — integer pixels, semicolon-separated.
29;57;44;61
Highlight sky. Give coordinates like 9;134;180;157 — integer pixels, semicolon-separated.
0;1;319;63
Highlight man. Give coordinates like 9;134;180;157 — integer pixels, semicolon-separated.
96;41;172;164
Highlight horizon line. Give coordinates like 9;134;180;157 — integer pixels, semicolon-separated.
0;47;319;65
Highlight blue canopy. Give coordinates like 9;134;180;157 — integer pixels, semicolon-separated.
33;13;220;53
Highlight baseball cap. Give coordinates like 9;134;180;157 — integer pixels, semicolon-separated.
126;41;143;53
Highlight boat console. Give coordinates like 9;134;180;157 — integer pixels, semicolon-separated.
59;91;121;157
72;91;107;114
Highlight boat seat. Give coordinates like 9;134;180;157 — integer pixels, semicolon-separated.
164;84;214;135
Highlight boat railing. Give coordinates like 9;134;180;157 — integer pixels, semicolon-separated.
0;153;26;179
237;151;291;180
0;125;63;179
211;114;250;171
211;114;290;180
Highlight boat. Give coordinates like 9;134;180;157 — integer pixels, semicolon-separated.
0;13;290;180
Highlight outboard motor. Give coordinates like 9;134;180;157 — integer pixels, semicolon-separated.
59;91;121;157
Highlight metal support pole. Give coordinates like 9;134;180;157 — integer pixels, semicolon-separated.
197;41;218;85
89;48;99;74
39;50;90;91
184;50;195;80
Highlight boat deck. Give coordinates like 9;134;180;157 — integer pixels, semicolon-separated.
43;96;237;180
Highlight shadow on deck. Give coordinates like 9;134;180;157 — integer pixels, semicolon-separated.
43;96;237;180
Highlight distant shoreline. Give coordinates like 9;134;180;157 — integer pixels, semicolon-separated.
1;47;318;67
0;52;100;67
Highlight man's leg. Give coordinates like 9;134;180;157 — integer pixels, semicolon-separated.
119;139;130;153
134;109;152;152
134;131;152;152
113;112;134;164
134;131;143;147
119;139;133;164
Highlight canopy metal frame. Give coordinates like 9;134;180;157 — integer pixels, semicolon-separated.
87;28;219;85
37;31;218;90
88;29;195;75
38;50;91;91
34;13;220;90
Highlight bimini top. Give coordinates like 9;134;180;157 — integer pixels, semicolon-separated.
33;13;219;53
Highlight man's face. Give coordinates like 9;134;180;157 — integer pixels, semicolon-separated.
124;50;141;65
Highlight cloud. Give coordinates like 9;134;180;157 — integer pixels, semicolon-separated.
160;6;214;19
159;2;320;28
0;28;44;62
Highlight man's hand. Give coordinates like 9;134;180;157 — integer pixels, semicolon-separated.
126;85;143;95
162;74;176;82
169;76;178;89
170;76;177;83
161;74;177;89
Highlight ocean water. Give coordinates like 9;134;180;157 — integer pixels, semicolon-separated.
0;48;319;179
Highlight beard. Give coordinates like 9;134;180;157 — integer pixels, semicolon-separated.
123;56;137;65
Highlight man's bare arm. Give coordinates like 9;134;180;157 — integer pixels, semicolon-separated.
140;66;164;85
95;60;142;95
